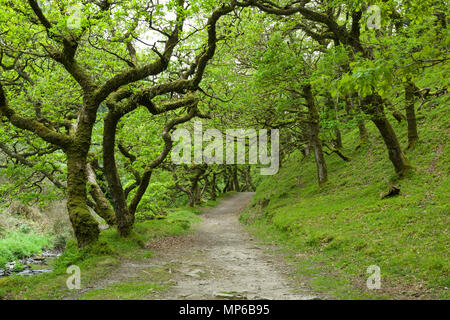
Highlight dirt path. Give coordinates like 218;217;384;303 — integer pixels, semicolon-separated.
69;192;319;300
149;192;317;300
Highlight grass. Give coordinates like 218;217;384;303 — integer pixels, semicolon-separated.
0;206;201;300
78;280;169;300
77;265;173;300
0;231;54;268
240;98;449;300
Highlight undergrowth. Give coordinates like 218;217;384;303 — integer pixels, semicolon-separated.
0;207;201;299
241;96;449;300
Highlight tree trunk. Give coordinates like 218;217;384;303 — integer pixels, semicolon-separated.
103;112;133;236
210;173;217;201
196;181;205;205
357;119;369;148
334;127;343;149
246;166;256;191
188;197;195;207
405;81;419;150
327;93;343;149
223;168;232;192
191;179;201;206
362;94;412;175
66;151;100;247
86;163;116;226
303;84;328;186
232;165;240;191
302;143;311;157
128;170;152;220
345;95;369;148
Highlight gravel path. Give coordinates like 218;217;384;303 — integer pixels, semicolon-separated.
151;192;318;300
66;192;319;300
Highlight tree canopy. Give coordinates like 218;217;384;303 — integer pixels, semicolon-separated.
1;0;448;247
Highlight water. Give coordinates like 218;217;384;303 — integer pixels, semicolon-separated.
0;250;61;278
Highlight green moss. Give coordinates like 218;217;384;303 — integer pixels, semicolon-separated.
67;198;100;247
242;100;449;300
0;231;54;268
0;206;202;300
77;279;169;300
12;260;25;272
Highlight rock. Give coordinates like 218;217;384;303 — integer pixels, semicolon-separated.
186;269;204;278
0;269;11;277
214;291;247;300
6;262;16;270
42;251;61;258
16;269;52;276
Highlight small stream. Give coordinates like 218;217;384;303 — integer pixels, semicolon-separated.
0;251;61;278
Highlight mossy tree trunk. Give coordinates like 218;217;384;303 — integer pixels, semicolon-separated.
243;166;256;191
2;83;101;247
232;165;240;191
66;149;100;247
358;120;370;146
103;100;200;233
210;173;217;201
303;84;328;186
189;165;206;206
103;111;134;236
0;0;195;247
334;127;343;149
344;95;369;148
326;93;343;150
405;80;419;150
362;94;412;175
86;162;116;226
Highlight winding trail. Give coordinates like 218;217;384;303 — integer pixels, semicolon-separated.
69;192;319;300
150;192;317;300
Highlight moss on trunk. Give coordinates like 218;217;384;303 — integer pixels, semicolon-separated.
86;163;116;226
405;81;419;150
361;94;413;176
303;84;328;186
67;151;100;247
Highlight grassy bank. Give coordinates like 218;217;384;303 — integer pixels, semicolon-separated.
0;232;54;268
0;201;72;269
0;207;201;300
241;102;449;300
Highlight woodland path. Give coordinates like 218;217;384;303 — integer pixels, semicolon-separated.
67;192;320;300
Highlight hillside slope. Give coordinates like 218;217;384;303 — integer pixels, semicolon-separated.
241;100;449;299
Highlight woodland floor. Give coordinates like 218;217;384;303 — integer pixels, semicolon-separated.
64;192;321;300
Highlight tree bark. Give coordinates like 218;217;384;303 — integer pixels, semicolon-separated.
210;173;217;201
86;162;116;226
405;80;419;150
326;93;343;149
357;119;369;148
362;94;412;175
66;150;100;247
103;103;200;233
344;95;369;148
334;127;343;149
103;112;133;236
243;166;256;191
303;84;328;186
232;165;240;191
